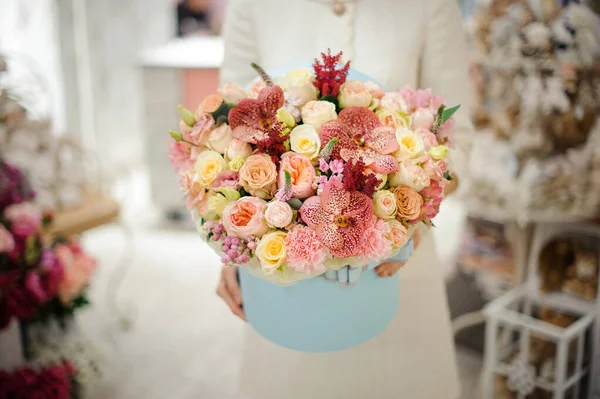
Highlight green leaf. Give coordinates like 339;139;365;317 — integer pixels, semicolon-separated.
287;198;303;210
320;95;340;113
441;105;460;124
210;103;233;124
178;105;196;127
444;171;453;181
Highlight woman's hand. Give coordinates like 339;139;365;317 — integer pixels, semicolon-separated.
216;266;246;321
375;229;421;277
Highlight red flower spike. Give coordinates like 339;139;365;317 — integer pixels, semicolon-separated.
312;49;350;97
319;107;399;174
342;159;382;198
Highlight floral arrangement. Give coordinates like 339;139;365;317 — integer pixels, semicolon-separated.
0;361;79;399
0;161;97;330
464;1;600;221
168;50;459;285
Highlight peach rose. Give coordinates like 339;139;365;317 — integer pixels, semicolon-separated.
219;83;247;105
365;81;385;99
278;152;316;198
196;94;223;115
222;197;270;239
391;185;423;221
386;219;410;249
225;138;253;162
206;124;233;154
339;80;372;108
239;154;278;199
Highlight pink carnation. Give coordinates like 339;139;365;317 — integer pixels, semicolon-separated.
360;219;393;261
168;140;194;174
285;225;330;274
187;113;216;146
4;203;42;237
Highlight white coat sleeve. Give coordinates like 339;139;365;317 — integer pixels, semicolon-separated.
220;0;259;87
419;0;474;176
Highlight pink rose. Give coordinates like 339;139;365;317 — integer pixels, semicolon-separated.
196;93;223;115
416;128;438;151
239;154;278;199
56;240;97;305
389;160;430;192
248;81;267;99
222;197;270;239
0;225;15;253
411;108;435;130
219;83;247;105
4;203;42;237
381;92;408;113
278;152;316;198
225;139;253;161
206;124;233;154
386;219;409;250
188;113;215;146
265;200;293;228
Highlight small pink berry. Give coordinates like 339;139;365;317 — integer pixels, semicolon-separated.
222;244;230;252
224;236;233;246
247;241;257;250
230;244;238;250
231;237;240;246
227;249;238;258
214;224;224;234
221;255;231;263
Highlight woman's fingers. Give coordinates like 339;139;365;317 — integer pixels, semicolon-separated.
413;228;421;251
375;261;406;277
217;266;246;321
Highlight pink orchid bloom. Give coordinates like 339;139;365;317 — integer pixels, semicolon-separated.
299;180;374;258
319;107;399;174
228;86;285;144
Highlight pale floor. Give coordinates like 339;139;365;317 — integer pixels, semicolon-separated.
79;172;482;399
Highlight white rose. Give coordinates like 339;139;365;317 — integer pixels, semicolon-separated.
381;92;409;113
206;124;233;154
225;139;253;162
339;80;373;108
265;201;294;228
194;150;227;186
411;107;435;130
394;127;425;160
284;68;318;105
301;100;338;130
219;83;247;105
372;190;397;220
389;160;430;191
290;124;322;160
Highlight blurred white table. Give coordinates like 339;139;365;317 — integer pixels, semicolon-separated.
139;36;223;217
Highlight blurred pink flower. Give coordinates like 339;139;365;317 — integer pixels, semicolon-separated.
300;180;373;258
399;86;445;113
56;239;97;304
4;203;42;237
285;225;330;273
0;225;14;253
209;171;239;190
419;179;447;224
168;140;194;174
188;113;215;146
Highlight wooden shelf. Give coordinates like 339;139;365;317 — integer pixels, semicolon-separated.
47;192;120;237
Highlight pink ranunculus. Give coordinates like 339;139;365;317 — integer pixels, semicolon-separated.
265;200;294;228
168;140;194;174
278;152;316;199
284;225;330;273
360;219;393;261
411;108;435;130
415;128;438;151
209;171;239;190
419;179;447;224
188;113;216;146
0;225;14;253
4;203;42;237
222;197;270;239
56;239;97;304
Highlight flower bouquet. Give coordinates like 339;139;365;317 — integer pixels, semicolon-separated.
168;50;459;351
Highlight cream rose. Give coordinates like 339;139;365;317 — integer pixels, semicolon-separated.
373;190;398;220
248;80;267;99
386;219;409;249
239;153;278;199
284;68;318;105
339;80;373;108
265;201;294;228
206;124;233;154
391;185;423;221
225;139;252;162
394;127;425;160
411;108;435;130
381;92;409;113
222;197;269;239
389;160;430;191
416;128;438;151
377;109;411;130
196;93;223;115
290;125;321;160
219;83;247;105
428;145;450;161
256;231;288;274
194;150;227;187
301;100;338;130
364;81;385;99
